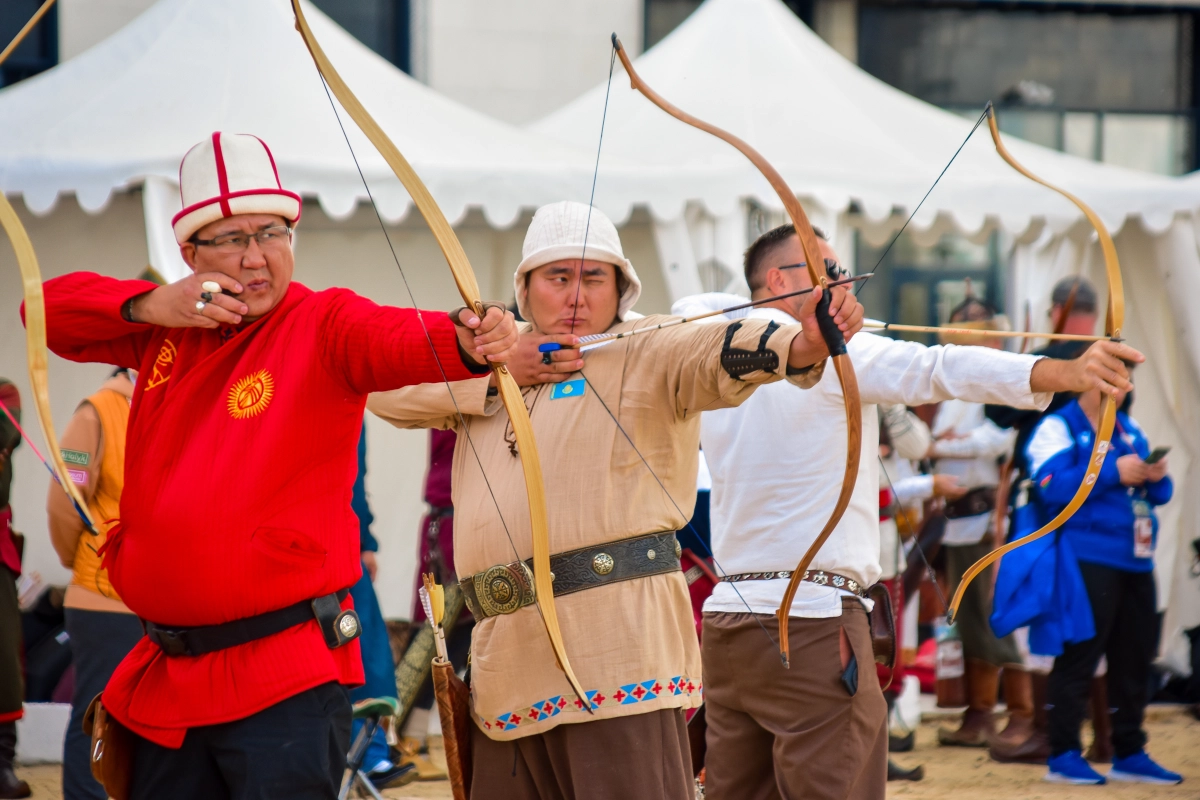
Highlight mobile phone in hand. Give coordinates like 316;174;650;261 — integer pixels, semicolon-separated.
1145;446;1171;464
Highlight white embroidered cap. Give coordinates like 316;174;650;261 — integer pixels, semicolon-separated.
171;132;302;244
514;201;641;321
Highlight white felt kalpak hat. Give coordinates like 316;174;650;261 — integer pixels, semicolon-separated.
515;201;641;322
171;132;302;244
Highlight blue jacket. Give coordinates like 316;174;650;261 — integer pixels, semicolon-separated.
1028;400;1170;573
991;399;1170;656
352;422;378;553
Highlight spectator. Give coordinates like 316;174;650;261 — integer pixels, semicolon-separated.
0;380;30;800
47;369;144;800
348;423;416;790
1025;370;1180;785
932;297;1026;749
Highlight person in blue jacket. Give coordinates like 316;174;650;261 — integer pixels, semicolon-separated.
349;423;417;790
1025;370;1177;785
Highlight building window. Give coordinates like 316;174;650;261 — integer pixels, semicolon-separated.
856;231;1004;345
312;0;411;74
0;1;57;88
858;4;1196;175
644;0;814;49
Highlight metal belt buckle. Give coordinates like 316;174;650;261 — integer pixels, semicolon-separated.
474;561;536;617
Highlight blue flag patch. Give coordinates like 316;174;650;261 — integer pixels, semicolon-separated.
551;379;586;400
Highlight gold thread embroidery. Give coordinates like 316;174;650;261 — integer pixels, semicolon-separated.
144;339;177;390
227;370;275;419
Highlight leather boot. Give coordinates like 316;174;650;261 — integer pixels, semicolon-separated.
989;671;1050;764
938;658;999;747
993;667;1035;746
0;722;31;800
1084;676;1114;764
396;736;448;782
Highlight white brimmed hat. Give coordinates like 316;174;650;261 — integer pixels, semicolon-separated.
171;132;302;244
515;201;641;321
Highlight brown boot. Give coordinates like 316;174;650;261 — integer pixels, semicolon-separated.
396;736;448;782
938;658;999;747
993;667;1035;746
1084;676;1114;764
990;671;1050;764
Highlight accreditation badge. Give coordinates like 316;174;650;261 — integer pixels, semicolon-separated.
1132;499;1154;559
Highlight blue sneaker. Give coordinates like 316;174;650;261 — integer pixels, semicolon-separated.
1109;751;1183;784
1046;751;1106;785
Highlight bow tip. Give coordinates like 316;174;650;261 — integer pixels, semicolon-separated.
611;32;621;50
779;652;791;669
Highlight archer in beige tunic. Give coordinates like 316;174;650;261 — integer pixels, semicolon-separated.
368;314;823;741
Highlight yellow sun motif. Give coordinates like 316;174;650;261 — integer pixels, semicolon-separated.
227;370;275;420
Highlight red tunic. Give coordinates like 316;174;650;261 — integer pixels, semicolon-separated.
29;273;476;747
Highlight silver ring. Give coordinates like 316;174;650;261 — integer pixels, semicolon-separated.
195;301;206;311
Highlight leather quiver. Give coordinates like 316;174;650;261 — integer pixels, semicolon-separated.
81;693;134;800
866;583;897;686
432;658;472;800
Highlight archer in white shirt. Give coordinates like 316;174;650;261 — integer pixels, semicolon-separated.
679;223;1144;800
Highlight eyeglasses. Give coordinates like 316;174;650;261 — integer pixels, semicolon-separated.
193;225;292;254
779;258;847;280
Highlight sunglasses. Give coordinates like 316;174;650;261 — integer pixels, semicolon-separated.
779;258;847;280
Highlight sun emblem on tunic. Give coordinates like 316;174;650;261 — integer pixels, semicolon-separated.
227;370;275;419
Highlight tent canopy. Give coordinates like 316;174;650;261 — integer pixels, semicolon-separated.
0;0;623;228
534;0;1200;238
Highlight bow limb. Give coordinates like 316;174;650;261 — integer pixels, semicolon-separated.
0;0;57;67
611;36;861;667
291;1;589;707
946;103;1126;623
0;193;97;531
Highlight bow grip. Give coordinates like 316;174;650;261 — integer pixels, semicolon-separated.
815;286;847;357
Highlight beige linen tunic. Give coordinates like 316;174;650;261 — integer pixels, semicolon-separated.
368;315;823;741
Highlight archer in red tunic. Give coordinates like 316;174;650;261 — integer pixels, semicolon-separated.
22;132;518;800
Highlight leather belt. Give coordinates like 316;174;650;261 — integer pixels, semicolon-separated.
460;532;681;619
144;589;356;657
944;486;996;520
721;569;868;598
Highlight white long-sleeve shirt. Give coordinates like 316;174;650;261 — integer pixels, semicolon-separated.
681;302;1051;619
931;400;1017;545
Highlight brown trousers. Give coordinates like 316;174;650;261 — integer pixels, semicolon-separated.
702;600;888;800
470;708;693;800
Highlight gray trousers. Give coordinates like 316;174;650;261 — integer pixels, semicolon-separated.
63;608;143;800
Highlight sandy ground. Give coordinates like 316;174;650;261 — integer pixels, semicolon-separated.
15;706;1199;799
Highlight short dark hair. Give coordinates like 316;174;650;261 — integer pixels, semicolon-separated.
743;223;827;292
1051;277;1097;315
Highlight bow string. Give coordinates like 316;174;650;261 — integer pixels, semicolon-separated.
0;1;97;533
610;35;862;667
946;103;1125;622
290;0;589;707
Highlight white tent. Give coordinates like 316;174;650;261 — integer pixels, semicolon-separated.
0;0;675;619
0;0;653;281
534;0;1200;673
534;0;1200;240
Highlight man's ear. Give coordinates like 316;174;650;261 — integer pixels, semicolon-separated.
179;243;199;272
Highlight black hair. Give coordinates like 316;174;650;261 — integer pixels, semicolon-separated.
743;223;827;292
